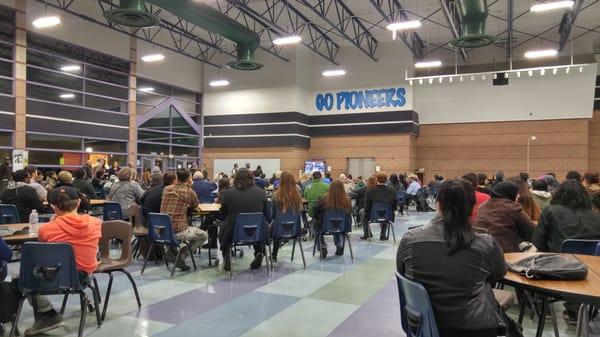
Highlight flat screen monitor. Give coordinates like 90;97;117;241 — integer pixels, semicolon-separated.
304;160;326;174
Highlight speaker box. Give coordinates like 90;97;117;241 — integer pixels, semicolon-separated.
493;73;509;86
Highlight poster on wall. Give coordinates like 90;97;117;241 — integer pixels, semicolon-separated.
12;150;28;171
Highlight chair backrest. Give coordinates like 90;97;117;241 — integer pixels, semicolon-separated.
396;191;407;206
560;239;600;256
103;201;123;221
199;194;215;204
147;213;178;245
99;220;133;263
94;186;106;199
19;242;82;294
272;210;301;239
0;204;20;224
233;212;267;245
129;204;145;229
370;201;394;222
395;271;440;337
322;209;350;234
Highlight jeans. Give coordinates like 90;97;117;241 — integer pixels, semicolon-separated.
27;272;90;315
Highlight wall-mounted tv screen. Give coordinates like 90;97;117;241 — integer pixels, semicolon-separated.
304;160;326;174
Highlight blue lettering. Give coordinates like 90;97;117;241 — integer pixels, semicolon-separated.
336;92;344;110
317;87;407;111
385;88;395;107
350;91;361;109
377;89;385;107
395;88;406;107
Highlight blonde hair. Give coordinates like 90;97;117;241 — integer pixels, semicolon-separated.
117;167;133;181
58;171;73;184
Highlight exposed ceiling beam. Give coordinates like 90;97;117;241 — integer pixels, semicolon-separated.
369;0;425;59
559;0;584;51
296;0;379;61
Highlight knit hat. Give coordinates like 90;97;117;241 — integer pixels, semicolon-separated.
491;181;519;201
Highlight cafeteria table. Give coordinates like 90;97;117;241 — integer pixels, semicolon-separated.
1;223;38;244
503;252;600;337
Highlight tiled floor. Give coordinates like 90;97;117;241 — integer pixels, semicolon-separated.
5;211;599;337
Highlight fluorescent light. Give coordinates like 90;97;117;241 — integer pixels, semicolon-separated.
32;16;61;28
59;93;75;99
386;20;422;31
322;69;346;77
272;35;302;45
415;60;442;68
530;1;574;12
524;49;558;59
60;64;81;72
85;147;93;153
540;69;545;76
209;80;230;87
138;87;155;92
141;53;165;62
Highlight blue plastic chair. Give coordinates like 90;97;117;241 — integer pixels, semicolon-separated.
198;194;215;204
141;213;197;276
103;201;123;220
9;242;101;337
560;239;600;256
395;271;441;337
229;212;271;278
94;186;106;199
312;209;354;261
368;202;397;243
271;210;306;269
0;204;20;224
396;191;409;216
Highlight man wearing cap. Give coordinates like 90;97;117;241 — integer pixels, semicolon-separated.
19;187;101;336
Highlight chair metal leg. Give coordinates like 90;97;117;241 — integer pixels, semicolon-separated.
548;301;560;337
345;234;354;262
78;292;88;337
267;243;273;273
228;247;233;279
297;238;306;269
60;293;69;315
535;296;548;337
162;246;170;268
389;221;396;243
89;279;102;327
290;239;296;262
576;304;590;337
141;244;153;275
92;275;102;304
171;248;183;277
9;297;25;337
121;269;142;309
188;244;197;271
312;235;317;257
101;272;114;322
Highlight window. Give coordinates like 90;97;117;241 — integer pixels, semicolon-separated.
0;79;11;95
138;142;170;155
138;105;200;157
27;133;82;151
27;83;84;105
28;150;82;167
27;66;83;91
0;131;11;146
84;94;126;112
84;138;127;153
0;59;12;77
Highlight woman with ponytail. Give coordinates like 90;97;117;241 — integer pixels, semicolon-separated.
397;179;507;337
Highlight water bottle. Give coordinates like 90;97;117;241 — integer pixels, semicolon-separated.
29;209;39;234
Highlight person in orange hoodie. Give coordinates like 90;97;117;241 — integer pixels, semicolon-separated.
23;186;101;336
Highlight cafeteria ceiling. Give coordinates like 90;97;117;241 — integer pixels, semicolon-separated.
38;0;600;67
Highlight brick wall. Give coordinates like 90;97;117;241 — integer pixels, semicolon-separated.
415;119;589;181
590;110;600;171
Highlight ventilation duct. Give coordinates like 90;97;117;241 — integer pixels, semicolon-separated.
449;0;496;48
104;0;263;71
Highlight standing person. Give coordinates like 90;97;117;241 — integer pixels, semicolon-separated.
191;171;217;203
72;168;97;200
363;172;397;241
475;181;536;252
271;171;302;261
253;165;265;179
313;180;352;258
82;160;93;181
531;179;552;210
462;173;490;224
0;157;10;180
397;179;507;337
24;165;47;202
231;163;239;177
107;161;120;177
21;186;101;336
304;171;330;216
218;168;269;271
107;167;144;219
0;170;44;223
160;170;208;271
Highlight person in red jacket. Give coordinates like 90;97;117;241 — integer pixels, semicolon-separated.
23;186;101;336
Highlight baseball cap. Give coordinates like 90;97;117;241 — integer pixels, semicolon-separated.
48;186;80;205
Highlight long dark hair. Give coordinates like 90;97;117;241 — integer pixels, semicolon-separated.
233;168;254;190
324;180;352;212
551;179;592;209
275;171;301;212
389;173;400;187
437;179;476;254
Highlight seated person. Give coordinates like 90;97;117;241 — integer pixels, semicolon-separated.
160;170;208;271
405;174;421;203
530;179;552;210
271;171;302;261
72;168;96;200
107;167;144;219
593;191;600;212
462;173;490;224
363;172;397;241
23;186;101;336
219;169;269;271
0;170;44;223
475;181;536;252
141;172;175;215
476;173;491;195
397;179;507;337
24;165;47;202
313;180;352;258
50;171;91;213
191;171;217;203
303;171;329;216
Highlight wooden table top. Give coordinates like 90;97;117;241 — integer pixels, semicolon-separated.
198;203;221;212
503;252;600;305
43;199;106;206
1;223;38;243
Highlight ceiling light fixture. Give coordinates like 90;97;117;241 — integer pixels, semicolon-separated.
59;93;75;99
60;65;81;72
415;60;442;68
524;49;558;59
322;69;346;77
138;87;155;92
386;20;422;31
530;1;574;13
141;53;165;62
209;79;230;87
272;35;302;45
32;15;61;28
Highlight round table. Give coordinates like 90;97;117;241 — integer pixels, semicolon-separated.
503;252;600;337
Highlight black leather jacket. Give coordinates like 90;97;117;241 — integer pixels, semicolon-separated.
397;214;507;331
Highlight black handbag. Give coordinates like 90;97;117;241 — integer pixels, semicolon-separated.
508;253;588;280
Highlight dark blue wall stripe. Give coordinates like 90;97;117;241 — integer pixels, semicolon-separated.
27;100;129;127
